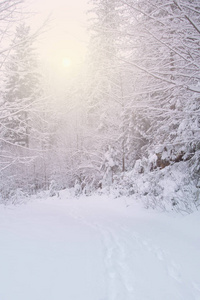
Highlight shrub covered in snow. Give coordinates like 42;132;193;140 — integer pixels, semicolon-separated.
108;151;200;213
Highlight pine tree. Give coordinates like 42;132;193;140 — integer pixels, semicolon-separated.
83;0;126;183
2;23;40;148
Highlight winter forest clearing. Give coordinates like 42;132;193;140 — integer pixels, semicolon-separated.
0;0;200;299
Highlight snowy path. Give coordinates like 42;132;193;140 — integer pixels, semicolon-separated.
0;193;200;300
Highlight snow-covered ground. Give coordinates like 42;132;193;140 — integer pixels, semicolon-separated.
0;191;200;300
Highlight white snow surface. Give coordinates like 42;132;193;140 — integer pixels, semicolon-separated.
0;191;200;300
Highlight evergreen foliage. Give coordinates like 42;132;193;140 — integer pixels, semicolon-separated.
2;23;40;147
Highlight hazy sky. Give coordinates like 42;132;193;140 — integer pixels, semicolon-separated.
27;0;90;70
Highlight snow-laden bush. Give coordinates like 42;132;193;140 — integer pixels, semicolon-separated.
49;180;59;197
0;184;28;205
103;150;200;213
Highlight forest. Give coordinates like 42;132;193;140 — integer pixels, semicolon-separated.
0;0;200;213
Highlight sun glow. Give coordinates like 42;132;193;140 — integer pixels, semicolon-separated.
62;57;72;68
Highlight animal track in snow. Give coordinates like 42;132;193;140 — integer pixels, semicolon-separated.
168;261;182;283
192;281;200;292
122;226;166;263
99;228;136;300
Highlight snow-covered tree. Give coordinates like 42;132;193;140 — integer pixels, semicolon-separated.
82;0;128;184
110;0;200;210
2;23;40;147
0;0;24;70
118;0;200;162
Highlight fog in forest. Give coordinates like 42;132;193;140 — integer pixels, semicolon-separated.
0;0;200;213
